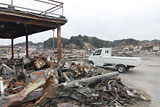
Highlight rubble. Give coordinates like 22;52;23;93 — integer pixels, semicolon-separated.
0;56;151;107
34;57;46;70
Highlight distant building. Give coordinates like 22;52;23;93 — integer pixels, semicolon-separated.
153;45;160;52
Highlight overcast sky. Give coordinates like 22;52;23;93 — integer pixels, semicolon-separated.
0;0;160;45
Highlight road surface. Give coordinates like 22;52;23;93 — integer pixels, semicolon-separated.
105;55;160;107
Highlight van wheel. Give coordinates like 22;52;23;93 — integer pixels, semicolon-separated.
116;65;126;73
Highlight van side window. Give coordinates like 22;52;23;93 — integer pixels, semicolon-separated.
93;50;102;56
105;50;109;54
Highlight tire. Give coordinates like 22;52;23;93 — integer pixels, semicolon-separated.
116;65;126;73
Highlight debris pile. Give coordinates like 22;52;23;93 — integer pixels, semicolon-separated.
0;57;150;107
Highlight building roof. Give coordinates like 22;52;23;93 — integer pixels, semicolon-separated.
0;0;67;39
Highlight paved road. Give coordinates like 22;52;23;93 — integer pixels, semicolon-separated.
119;55;160;107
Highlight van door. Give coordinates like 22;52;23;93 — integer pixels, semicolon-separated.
92;49;103;66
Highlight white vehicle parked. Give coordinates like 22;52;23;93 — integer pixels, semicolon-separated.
88;48;141;73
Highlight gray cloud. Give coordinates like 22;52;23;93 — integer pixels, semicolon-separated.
0;0;160;45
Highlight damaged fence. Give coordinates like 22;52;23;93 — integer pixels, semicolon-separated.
0;55;151;107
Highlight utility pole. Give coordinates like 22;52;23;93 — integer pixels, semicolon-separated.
11;0;13;6
9;0;15;10
52;29;55;50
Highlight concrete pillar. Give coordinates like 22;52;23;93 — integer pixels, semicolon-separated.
26;35;28;57
11;38;14;59
57;26;61;63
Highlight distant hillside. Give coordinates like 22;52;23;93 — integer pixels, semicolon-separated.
112;38;141;47
15;41;43;47
15;41;34;47
43;35;113;49
44;37;69;48
151;39;160;44
15;35;160;49
43;35;142;49
67;35;111;48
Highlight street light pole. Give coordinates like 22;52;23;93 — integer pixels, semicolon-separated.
52;29;55;50
11;0;13;6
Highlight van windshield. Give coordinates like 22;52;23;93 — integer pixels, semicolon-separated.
93;50;102;56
